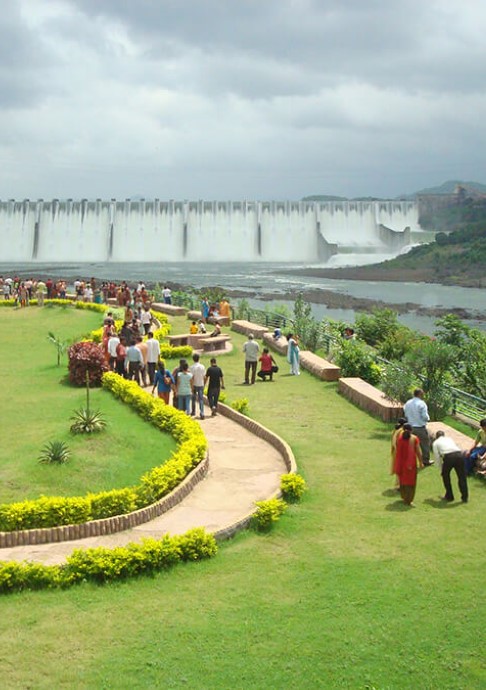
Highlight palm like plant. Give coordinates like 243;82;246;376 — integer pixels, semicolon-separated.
39;440;71;464
70;408;107;434
47;331;68;366
70;371;107;434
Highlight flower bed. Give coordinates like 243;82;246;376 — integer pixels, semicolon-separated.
0;374;207;532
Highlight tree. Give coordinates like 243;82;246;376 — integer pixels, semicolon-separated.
47;332;68;366
403;340;456;420
293;294;320;351
434;314;471;348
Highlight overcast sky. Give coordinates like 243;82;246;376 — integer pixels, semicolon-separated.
1;0;485;201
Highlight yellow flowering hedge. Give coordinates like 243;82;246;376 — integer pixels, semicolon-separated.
0;527;217;593
0;374;207;532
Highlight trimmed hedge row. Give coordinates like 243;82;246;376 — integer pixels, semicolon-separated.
0;374;207;532
0;527;217;593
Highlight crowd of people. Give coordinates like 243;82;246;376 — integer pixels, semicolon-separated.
3;273;484;502
0;276;67;305
391;387;485;506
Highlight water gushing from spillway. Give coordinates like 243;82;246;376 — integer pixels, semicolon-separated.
0;199;421;262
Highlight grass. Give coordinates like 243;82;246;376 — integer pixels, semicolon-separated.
0;307;176;502
0;312;485;688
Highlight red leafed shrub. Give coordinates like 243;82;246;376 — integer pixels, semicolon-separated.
68;341;109;386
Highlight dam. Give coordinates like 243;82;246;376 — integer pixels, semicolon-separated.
0;199;420;263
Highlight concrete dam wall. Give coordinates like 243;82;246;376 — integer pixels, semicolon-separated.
0;199;419;263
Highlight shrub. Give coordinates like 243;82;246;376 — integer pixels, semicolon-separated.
355;308;400;347
0;495;91;531
68;341;109;386
231;398;250;416
74;302;107;313
159;344;193;360
38;440;71;465
252;498;287;531
403;340;456;420
377;326;424;362
0;528;217;593
280;473;307;502
70;408;107;434
380;363;415;404
335;340;381;385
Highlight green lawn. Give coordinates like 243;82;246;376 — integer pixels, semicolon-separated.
0;307;176;501
0;312;485;689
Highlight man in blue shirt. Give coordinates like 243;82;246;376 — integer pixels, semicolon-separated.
125;343;143;386
404;388;431;465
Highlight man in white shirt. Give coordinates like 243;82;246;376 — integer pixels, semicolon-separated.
145;332;160;385
243;333;260;385
140;306;153;335
404;388;431;465
162;285;172;304
190;353;206;419
107;332;120;371
432;430;468;503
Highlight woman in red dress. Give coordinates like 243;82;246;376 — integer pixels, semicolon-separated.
394;423;423;505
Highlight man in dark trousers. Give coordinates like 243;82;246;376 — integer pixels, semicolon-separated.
205;358;225;416
432;430;469;503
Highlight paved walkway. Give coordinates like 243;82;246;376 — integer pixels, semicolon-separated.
0;404;286;566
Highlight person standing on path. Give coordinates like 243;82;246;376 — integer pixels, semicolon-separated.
125;342;143;385
152;361;174;404
135;335;149;386
145;331;160;385
205;358;225;416
176;362;194;415
107;331;120;371
287;333;300;376
243;333;259;385
432;430;469;503
404;388;431;465
394;423;423;506
190;353;206;419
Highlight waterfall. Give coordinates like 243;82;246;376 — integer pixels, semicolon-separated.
0;198;421;263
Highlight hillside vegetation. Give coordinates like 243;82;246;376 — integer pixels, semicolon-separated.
381;197;486;285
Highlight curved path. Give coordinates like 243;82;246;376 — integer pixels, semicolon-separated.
0;403;286;566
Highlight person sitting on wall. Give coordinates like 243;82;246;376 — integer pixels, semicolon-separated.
190;321;199;334
209;323;222;338
198;319;207;334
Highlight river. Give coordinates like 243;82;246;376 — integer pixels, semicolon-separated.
1;261;484;335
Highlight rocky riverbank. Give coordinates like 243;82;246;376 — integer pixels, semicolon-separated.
223;287;483;321
279;265;486;289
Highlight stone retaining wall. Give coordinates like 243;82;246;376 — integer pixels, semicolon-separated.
300;351;341;381
151;302;187;316
231;320;269;339
339;377;403;423
0;456;209;549
262;332;288;355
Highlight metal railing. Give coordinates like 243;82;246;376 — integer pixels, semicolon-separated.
450;387;486;423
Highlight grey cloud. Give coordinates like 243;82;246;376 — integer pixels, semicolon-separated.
0;3;50;107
